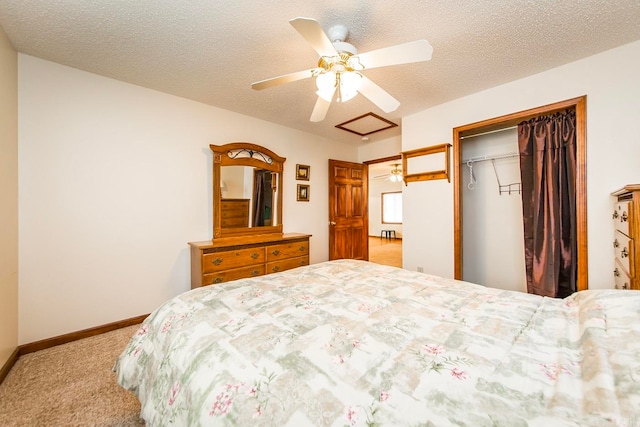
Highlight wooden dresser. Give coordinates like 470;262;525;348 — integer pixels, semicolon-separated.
220;199;250;228
188;233;311;288
611;185;640;290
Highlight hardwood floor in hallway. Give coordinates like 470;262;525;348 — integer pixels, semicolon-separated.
368;236;402;268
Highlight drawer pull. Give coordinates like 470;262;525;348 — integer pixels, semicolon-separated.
250;269;260;276
299;260;305;266
621;247;629;258
213;277;223;284
272;266;280;272
298;245;306;252
613;210;619;219
621;211;628;222
272;249;280;256
614;268;620;277
623;283;629;290
212;258;223;266
613;239;619;248
251;252;259;259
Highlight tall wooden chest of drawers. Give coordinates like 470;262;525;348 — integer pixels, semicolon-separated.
611;185;640;290
188;233;311;288
220;199;250;228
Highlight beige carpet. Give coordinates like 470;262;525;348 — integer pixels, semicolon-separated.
0;325;144;426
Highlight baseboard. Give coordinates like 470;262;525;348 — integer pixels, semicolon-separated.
0;313;149;385
0;347;20;385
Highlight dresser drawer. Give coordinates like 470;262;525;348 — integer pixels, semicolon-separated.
221;207;248;219
221;217;249;228
613;200;631;236
613;231;634;276
220;200;249;210
189;234;311;289
203;265;265;285
266;256;309;274
614;259;632;290
203;247;265;273
266;240;310;262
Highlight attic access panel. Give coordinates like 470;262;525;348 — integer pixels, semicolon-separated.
335;112;398;136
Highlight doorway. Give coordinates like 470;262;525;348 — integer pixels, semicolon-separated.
453;96;588;291
365;155;403;268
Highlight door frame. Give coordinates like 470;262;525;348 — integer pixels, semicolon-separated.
452;95;588;291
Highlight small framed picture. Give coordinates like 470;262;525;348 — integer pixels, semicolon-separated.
296;164;310;181
297;184;310;202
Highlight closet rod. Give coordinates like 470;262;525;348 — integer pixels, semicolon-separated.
461;151;518;164
460;125;517;140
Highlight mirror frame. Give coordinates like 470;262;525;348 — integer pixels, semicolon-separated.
211;142;286;238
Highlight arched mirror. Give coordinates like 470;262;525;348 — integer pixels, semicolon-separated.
211;142;285;238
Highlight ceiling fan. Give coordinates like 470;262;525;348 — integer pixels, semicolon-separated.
373;164;403;182
251;17;433;122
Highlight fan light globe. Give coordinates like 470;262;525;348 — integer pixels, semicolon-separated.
338;71;362;102
316;72;336;102
316;71;363;103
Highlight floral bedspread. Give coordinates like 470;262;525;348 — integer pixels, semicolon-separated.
114;260;640;426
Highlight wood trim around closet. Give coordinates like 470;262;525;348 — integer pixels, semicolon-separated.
453;95;588;291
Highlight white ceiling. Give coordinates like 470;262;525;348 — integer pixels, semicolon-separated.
1;1;640;146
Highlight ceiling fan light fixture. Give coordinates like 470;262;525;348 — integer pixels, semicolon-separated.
337;71;362;102
389;164;403;182
316;70;362;103
316;71;337;101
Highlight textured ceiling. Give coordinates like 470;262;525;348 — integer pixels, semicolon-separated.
1;1;640;145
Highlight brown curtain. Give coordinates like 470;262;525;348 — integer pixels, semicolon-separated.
252;171;266;227
518;109;577;298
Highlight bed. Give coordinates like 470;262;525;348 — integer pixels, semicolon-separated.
114;259;640;426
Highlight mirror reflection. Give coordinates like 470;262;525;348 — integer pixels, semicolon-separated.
220;166;278;228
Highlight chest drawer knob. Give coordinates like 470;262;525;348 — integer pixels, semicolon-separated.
271;249;280;256
272;265;280;272
621;247;629;258
614;268;620;277
298;245;306;252
214;277;223;284
251;252;259;259
212;258;223;266
613;239;619;248
251;269;260;276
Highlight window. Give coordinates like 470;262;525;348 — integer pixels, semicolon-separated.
382;191;402;224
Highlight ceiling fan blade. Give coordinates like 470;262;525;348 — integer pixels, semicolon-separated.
251;68;316;91
289;17;338;58
310;91;334;122
356;40;433;69
357;76;400;113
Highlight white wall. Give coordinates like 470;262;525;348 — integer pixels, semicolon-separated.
402;40;640;289
18;54;358;344
461;129;526;292
0;24;18;367
358;135;401;163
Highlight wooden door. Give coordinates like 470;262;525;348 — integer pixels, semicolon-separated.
328;159;369;260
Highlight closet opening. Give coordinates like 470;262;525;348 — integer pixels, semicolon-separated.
452;96;588;293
